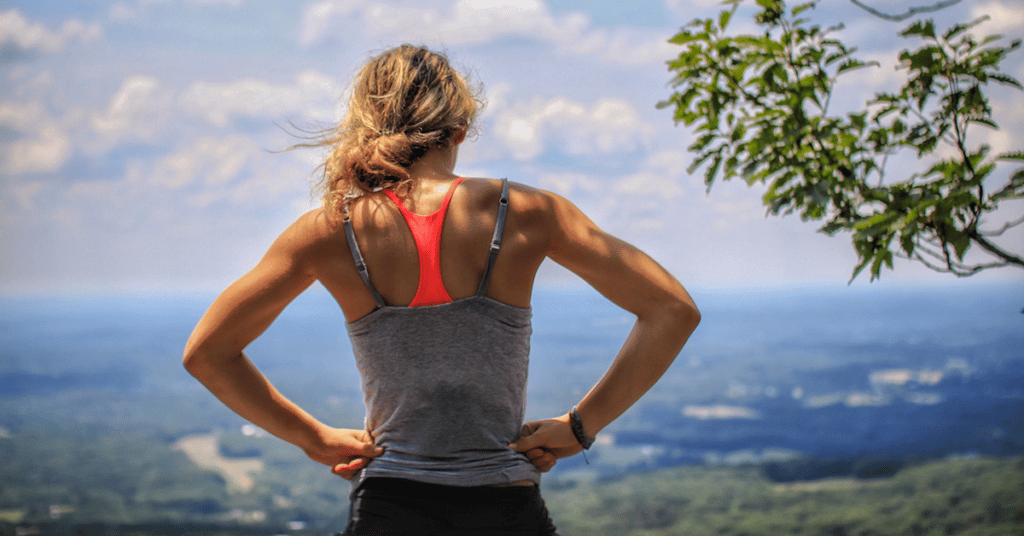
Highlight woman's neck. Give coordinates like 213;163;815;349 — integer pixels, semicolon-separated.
406;143;460;183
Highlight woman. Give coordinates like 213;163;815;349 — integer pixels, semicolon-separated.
184;45;700;535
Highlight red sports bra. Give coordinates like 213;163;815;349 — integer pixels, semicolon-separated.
383;177;465;307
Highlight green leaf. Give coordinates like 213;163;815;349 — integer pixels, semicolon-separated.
718;9;732;31
946;229;971;260
997;151;1024;162
821;221;845;235
741;160;759;180
899;229;916;257
869;247;893;281
902;20;936;40
991;168;1024;200
944;16;988;41
848;252;871;284
854;213;891;232
792;2;816;17
668;31;699;45
988;73;1023;90
970;117;999;129
836;59;880;75
704;151;724;186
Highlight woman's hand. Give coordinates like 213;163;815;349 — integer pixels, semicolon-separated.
303;427;384;480
510;414;583;472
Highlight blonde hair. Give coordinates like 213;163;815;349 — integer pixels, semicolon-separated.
307;45;481;216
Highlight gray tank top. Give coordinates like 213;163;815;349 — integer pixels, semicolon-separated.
343;179;540;491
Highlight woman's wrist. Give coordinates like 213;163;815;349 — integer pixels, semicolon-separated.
569;406;595;449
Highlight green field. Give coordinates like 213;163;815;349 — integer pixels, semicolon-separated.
2;417;1021;536
544;456;1024;535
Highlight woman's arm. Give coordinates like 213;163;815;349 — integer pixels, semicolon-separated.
183;212;381;478
511;192;700;463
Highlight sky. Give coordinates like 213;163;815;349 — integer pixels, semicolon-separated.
1;0;1022;295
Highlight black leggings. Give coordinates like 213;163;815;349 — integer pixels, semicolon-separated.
341;478;560;536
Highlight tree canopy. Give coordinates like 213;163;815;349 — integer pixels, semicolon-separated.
660;0;1023;281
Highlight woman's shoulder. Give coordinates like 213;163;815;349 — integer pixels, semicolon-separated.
458;177;559;216
273;207;351;261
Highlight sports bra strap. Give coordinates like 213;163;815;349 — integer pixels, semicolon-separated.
476;178;509;296
343;205;386;308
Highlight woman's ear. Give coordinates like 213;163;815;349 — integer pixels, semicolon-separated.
452;127;467;146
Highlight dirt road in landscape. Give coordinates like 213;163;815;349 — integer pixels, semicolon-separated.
174;433;263;492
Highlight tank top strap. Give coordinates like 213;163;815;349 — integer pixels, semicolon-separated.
343;204;386;308
476;178;509;296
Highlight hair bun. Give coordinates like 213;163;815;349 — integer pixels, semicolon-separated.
314;45;482;214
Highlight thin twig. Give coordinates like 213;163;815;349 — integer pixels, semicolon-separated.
877;151;891;186
979;215;1024;237
967;230;1024;267
849;0;962;22
901;248;1007;276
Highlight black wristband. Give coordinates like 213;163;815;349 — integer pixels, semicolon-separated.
569;406;595;450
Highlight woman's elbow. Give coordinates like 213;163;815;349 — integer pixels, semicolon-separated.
182;342;213;379
669;295;701;335
182;349;202;377
648;290;699;344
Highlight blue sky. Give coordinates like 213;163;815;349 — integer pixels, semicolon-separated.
1;0;1021;294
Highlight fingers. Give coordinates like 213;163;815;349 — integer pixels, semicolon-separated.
510;424;544;452
329;440;381;480
361;443;385;458
524;447;556;472
337;429;382;458
332;457;368;480
511;418;565;453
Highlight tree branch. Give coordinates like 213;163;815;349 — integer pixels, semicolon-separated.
849;0;962;22
905;251;1007;276
967;230;1024;267
979;215;1024;237
901;242;1009;276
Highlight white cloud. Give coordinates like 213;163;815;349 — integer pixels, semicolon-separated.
0;9;100;56
535;172;604;197
972;1;1024;35
663;0;734;13
91;75;175;143
299;0;673;66
562;25;677;66
612;171;684;199
111;0;247;20
142;135;258;190
0;100;46;132
2;125;71;175
299;0;365;46
117;134;311;212
0;101;71;175
186;0;246;5
180;70;343;127
302;0;562;47
492;96;652;160
6;70;55;100
643;150;696;181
